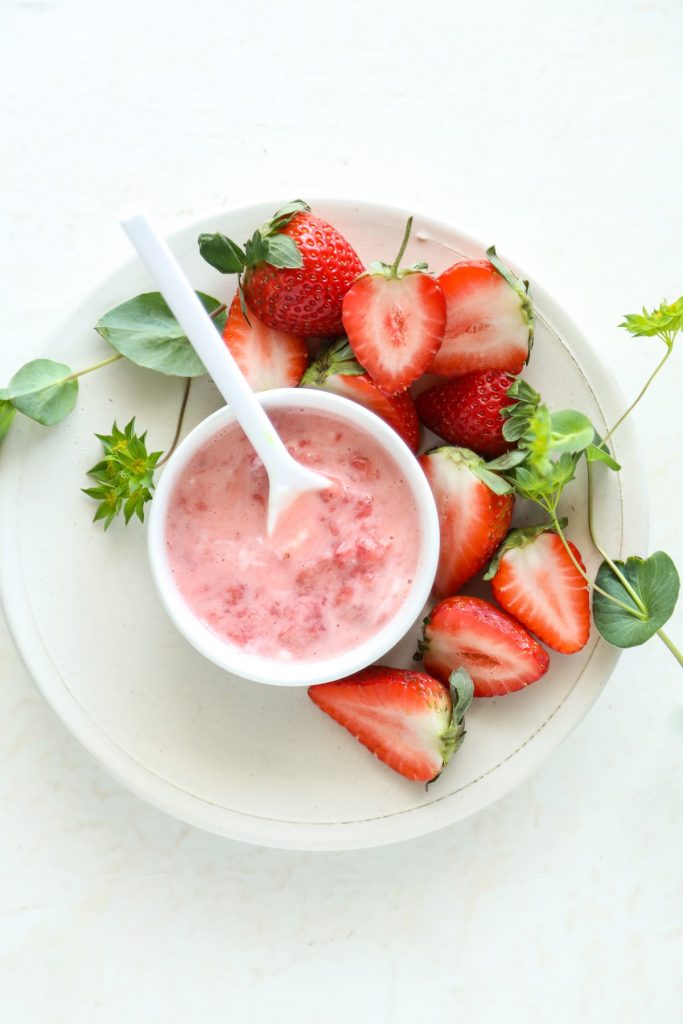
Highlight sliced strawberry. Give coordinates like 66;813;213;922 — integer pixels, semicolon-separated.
416;370;516;457
222;294;309;391
486;524;590;654
308;665;473;782
419;447;514;598
342;217;446;394
301;338;420;451
420;595;550;698
429;247;533;377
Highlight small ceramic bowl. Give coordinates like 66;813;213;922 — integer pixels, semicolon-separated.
147;387;439;686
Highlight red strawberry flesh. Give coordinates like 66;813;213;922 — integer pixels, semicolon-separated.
430;259;531;377
222;294;309;391
309;666;467;782
422;596;550;697
491;532;590;654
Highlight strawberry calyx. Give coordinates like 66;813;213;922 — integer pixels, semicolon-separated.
483;517;569;580
485;245;535;356
425;444;514;497
300;337;366;387
198;199;312;278
365;216;430;282
430;668;474;784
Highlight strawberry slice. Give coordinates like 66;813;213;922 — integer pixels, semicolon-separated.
308;666;474;782
429;247;533;377
485;524;590;654
420;595;550;698
222;293;309;391
342;217;446;394
300;338;420;451
419;446;514;597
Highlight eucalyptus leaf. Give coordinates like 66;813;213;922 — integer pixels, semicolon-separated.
197;232;245;274
593;552;680;647
263;234;303;269
95;292;226;376
550;409;595;453
585;443;621;471
8;359;78;425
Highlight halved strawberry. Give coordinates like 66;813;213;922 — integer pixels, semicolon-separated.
342;217;446;394
222;293;309;391
308;666;474;783
300;338;420;451
419;446;514;597
416;370;516;457
419;595;550;698
485;524;590;654
429;247;533;377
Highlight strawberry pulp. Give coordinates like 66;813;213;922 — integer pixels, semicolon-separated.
164;409;421;662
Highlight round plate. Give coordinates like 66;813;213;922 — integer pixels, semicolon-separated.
0;200;646;850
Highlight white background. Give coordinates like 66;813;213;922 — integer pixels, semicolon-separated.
1;0;682;1020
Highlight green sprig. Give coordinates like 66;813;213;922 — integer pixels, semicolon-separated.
83;418;162;529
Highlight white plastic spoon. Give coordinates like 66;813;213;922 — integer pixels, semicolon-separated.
120;207;331;534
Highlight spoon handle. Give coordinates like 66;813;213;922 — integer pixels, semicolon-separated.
120;207;291;470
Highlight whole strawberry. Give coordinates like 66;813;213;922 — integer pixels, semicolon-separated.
416;371;516;457
198;200;364;337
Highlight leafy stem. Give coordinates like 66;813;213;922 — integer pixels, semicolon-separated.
543;503;646;618
601;343;673;445
656;629;683;668
390;216;413;277
157;377;192;468
64;352;124;380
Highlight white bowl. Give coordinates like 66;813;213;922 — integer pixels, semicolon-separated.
147;387;440;686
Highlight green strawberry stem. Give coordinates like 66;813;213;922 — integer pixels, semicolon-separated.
601;343;673;446
389;217;414;277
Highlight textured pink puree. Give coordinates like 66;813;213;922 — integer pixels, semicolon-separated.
165;408;420;662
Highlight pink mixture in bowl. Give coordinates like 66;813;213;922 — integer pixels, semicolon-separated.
164;408;421;662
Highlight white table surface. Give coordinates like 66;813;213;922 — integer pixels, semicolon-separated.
1;1;682;1020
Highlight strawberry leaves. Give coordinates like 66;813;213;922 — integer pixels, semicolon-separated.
592;553;680;648
83;418;162;529
198;200;310;275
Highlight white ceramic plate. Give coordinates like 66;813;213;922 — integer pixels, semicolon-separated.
0;200;646;850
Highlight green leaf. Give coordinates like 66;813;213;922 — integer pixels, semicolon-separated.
470;464;514;495
550;409;595;454
197;232;246;274
585;443;621;471
244;230;269;267
8;359;78;426
263;233;304;269
0;393;16;442
485;448;528;471
449;668;474;723
620;297;683;342
84;419;162;529
300;338;366;387
268;199;310;226
95;292;226;377
593;552;680;648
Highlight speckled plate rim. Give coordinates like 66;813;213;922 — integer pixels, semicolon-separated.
0;199;648;851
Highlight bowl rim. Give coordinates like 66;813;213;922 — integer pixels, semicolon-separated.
147;387;440;686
